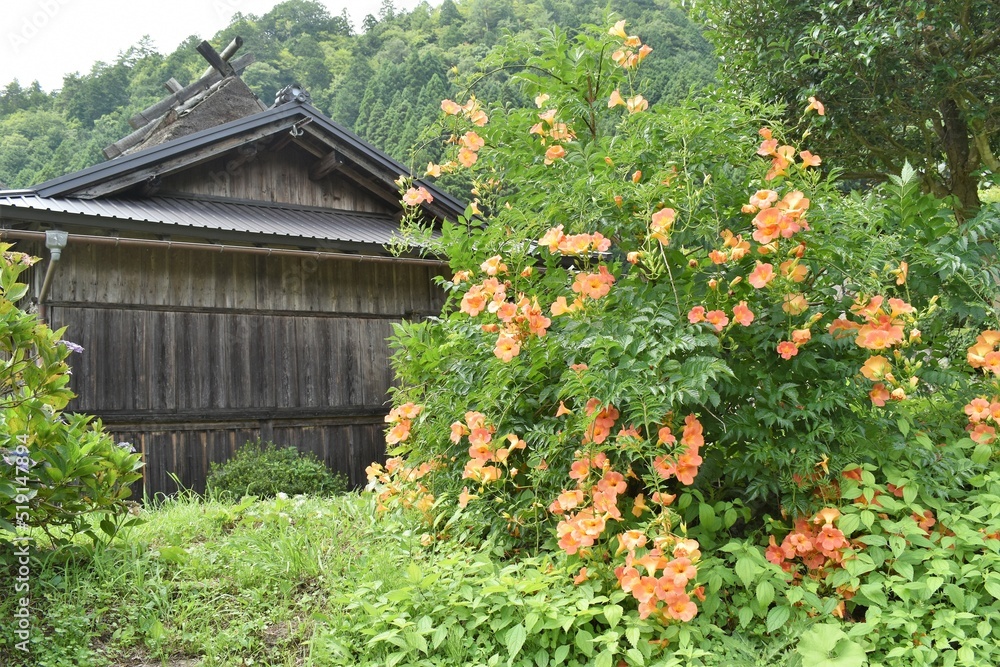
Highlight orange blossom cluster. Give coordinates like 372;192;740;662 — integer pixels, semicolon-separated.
615;535;704;622
607;20;653;70
450;411;528;498
756;126;822;181
365;454;437;515
530;106;576;165
829;295;921;406
968;329;1000;375
425;97;489;176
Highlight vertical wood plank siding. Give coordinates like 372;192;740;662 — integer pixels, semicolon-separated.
27;241;445;496
157;149;396;213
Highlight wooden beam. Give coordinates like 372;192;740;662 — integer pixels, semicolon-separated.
222;142;260;174
199;36;243;79
77;119;299;197
296;125;405;209
290;137;326;159
299;124;402;191
164;78;183;94
335;166;405;209
128;53;254;129
196;40;236;78
103;117;163;159
309;150;345;180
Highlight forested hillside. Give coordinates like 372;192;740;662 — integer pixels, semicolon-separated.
0;0;715;190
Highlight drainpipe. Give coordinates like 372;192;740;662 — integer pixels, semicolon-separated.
37;230;68;322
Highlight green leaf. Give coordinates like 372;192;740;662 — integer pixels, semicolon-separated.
735;556;760;588
405;631;428;655
99;518;117;538
757;580;775;607
797;624;866;667
507;623;527;660
553;644;570;664
156;546;188;563
897;418;910;437
603;604;623;628
575;628;594;657
626;647;645;665
984;574;1000;600
594;650;614;667
524;612;540;634
889;535;906;557
699;503;719;532
838;513;861;536
766;605;791;633
972;444;992;464
625;626;640;649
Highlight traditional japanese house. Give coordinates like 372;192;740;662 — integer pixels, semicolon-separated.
0;39;463;495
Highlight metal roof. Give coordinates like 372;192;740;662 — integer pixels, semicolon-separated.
18;101;467;221
0;194;409;246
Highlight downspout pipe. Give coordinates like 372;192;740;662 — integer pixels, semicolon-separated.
37;230;68;321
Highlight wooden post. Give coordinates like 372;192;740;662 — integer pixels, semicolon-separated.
199;37;243;79
196;41;236;78
128;53;254;130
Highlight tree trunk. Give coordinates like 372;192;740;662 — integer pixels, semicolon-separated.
938;98;982;219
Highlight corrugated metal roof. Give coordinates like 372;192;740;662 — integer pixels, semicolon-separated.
0;194;407;245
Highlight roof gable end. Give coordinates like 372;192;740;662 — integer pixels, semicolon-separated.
28;102;465;222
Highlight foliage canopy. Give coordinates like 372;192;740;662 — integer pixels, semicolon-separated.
367;17;1000;663
692;0;1000;216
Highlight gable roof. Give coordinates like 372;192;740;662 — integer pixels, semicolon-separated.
17;100;466;223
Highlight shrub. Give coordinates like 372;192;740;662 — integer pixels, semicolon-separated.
365;15;998;660
206;440;347;499
314;538;672;667
0;244;143;550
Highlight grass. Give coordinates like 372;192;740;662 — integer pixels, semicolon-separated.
0;492;425;667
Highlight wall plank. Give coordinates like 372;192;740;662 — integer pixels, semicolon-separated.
30;244;445;496
157;147;396;214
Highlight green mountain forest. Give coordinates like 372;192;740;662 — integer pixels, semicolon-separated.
0;0;716;191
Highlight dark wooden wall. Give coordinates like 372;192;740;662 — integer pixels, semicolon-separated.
158;147;396;213
21;240;444;497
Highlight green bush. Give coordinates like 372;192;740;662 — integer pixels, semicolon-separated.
314;540;672;667
0;244;143;550
205;440;347;499
366;16;1000;665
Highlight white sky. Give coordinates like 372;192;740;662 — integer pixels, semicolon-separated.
1;0;425;91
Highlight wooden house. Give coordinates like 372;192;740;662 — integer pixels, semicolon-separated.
0;40;463;496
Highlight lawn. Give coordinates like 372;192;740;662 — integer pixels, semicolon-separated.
0;492;427;666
